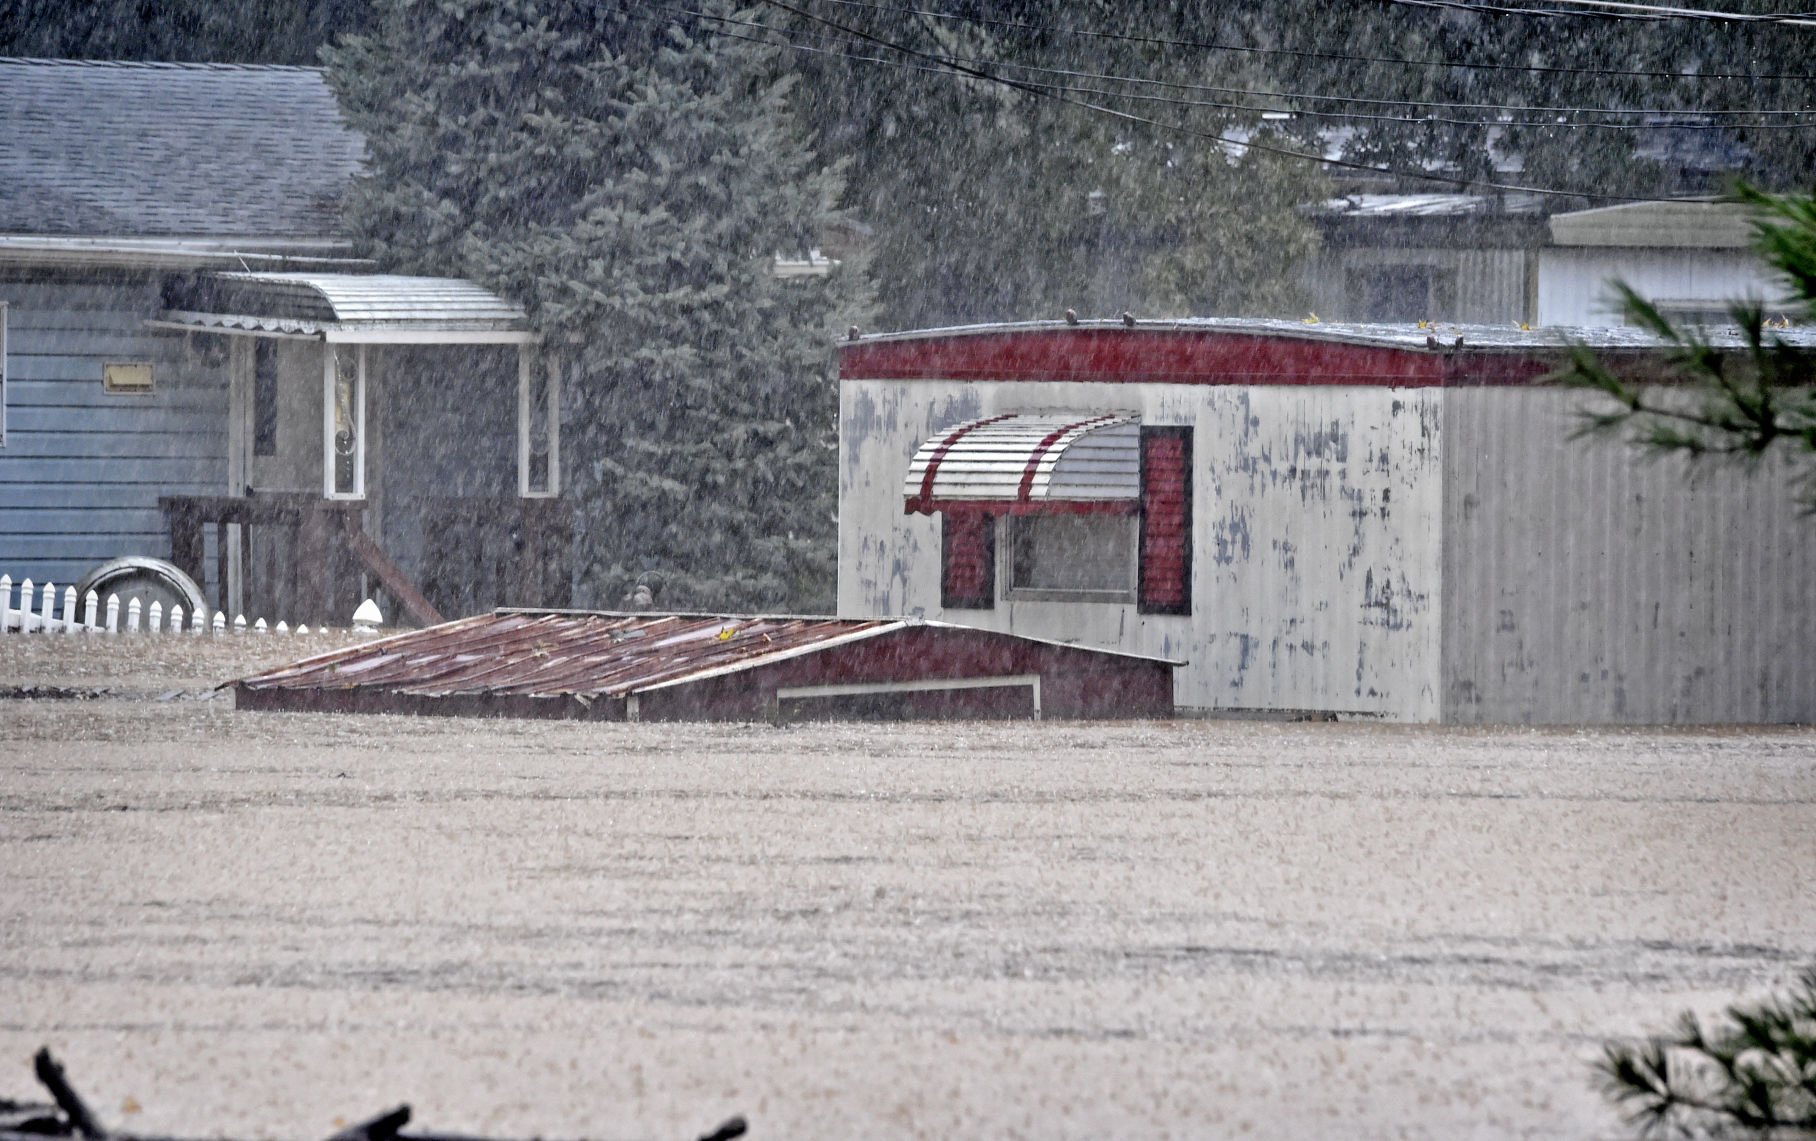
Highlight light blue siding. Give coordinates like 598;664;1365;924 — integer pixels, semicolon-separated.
0;274;229;588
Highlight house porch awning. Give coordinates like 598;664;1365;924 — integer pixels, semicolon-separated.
150;272;533;344
903;413;1140;515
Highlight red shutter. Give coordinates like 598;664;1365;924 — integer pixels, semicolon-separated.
941;510;995;609
1138;428;1192;614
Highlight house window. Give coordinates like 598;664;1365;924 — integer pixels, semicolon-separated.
1004;513;1138;601
0;301;7;448
253;340;278;457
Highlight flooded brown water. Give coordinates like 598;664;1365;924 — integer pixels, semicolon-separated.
1;637;1812;1139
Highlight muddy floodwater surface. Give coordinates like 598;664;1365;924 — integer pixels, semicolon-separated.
1;637;1812;1140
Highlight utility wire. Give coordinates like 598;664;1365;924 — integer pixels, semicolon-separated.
922;43;1816;119
1533;0;1816;21
734;0;1686;202
665;4;1816;128
1379;0;1816;25
813;0;1816;81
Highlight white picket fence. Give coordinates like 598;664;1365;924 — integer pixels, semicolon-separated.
0;573;357;637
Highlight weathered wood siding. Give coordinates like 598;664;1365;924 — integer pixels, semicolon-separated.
0;275;228;586
1440;387;1816;724
840;379;1445;719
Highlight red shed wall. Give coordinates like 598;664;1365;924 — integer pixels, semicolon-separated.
634;625;1172;721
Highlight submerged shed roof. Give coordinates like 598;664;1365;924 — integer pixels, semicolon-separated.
244;612;898;700
234;610;1178;721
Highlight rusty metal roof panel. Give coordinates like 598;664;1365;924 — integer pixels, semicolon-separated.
237;612;910;700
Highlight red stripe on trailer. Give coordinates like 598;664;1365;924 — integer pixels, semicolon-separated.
843;329;1450;387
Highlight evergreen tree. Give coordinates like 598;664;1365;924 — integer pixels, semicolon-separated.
0;0;373;65
1598;968;1816;1137
777;0;1326;329
325;1;871;611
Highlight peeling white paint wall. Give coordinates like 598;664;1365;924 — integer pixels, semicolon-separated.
840;373;1816;724
839;379;1445;720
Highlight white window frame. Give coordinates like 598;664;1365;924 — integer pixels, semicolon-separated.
517;345;561;498
322;342;366;500
1000;512;1139;604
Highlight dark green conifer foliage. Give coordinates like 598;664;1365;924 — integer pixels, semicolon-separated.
325;2;872;611
1598;968;1816;1137
1555;186;1816;511
784;2;1327;329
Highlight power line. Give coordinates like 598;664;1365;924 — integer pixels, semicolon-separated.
735;0;1688;202
663;4;1816;129
1535;0;1816;21
931;44;1816;120
1379;0;1816;25
812;0;1816;81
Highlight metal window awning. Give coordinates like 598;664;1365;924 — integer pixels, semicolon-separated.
150;272;534;344
904;413;1141;515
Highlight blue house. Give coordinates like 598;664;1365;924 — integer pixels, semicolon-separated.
0;59;564;625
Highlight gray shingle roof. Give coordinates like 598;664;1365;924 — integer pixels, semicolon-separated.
0;58;366;239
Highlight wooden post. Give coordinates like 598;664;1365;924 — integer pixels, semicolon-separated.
167;500;204;586
297;504;329;624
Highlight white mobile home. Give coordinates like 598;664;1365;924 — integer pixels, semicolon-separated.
838;318;1816;724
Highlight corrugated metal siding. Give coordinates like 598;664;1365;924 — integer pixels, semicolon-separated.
1299;247;1533;325
1440;387;1816;724
0;276;228;585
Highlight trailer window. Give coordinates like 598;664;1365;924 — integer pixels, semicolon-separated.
1004;514;1137;602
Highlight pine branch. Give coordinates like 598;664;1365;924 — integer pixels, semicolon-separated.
1597;969;1816;1137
